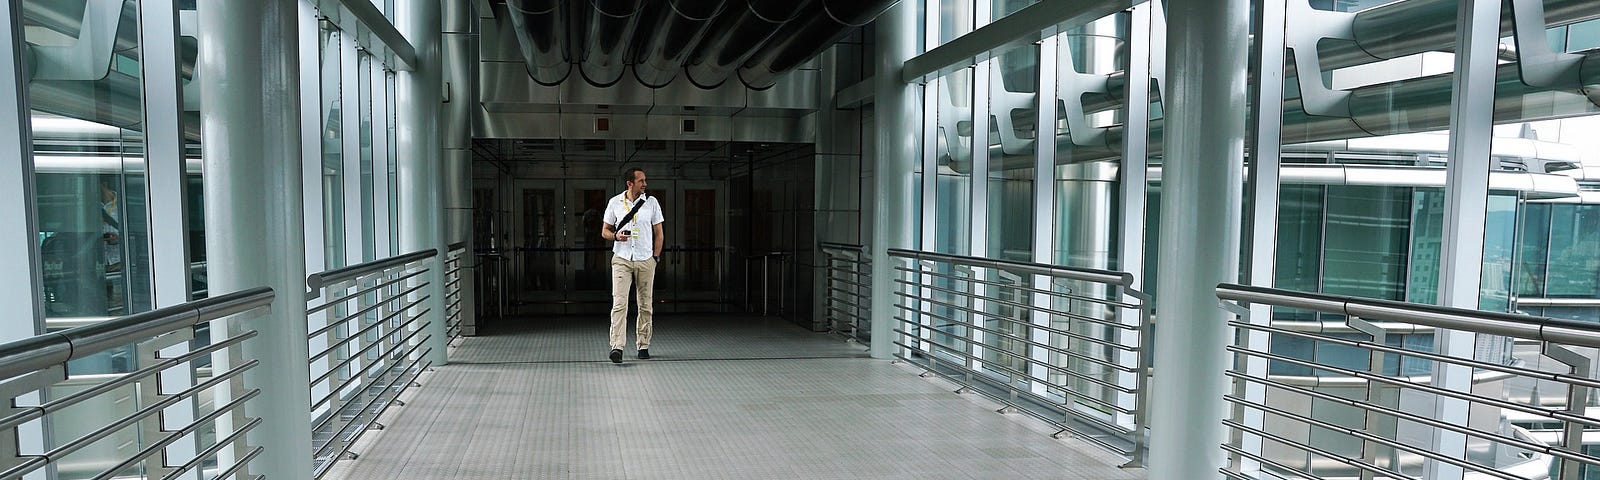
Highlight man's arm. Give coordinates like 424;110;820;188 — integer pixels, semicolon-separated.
602;222;618;241
652;223;664;259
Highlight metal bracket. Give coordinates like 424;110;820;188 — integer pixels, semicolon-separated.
989;61;1041;155
1284;0;1356;117
1507;0;1582;88
1218;299;1250;317
370;422;385;430
1057;40;1110;148
31;0;126;81
996;406;1018;414
1345;316;1386;344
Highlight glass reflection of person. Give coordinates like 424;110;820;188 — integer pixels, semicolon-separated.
600;168;664;364
101;180;122;273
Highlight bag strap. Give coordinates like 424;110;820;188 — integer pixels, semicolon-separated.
614;194;648;232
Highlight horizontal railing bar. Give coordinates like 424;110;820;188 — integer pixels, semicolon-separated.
1223;372;1586;466
308;270;426;314
92;389;262;480
309;304;418;362
894;287;1135;338
313;358;430;480
314;353;431;459
26;332;255;428
1231;320;1600;389
46;359;257;462
1227;345;1600;429
311;325;427;395
164;415;262;480
448;241;467;251
307;249;436;295
310;283;428;337
824;296;868;312
0;288;272;379
309;289;427;340
1221;404;1520;480
890;248;1133;287
818;242;866;252
891;349;1135;434
824;305;866;321
1220;443;1332;480
209;446;264;480
1217;283;1600;348
897;278;1138;330
894;298;1137;351
311;331;429;414
895;312;1137;374
890;328;1138;404
894;266;1140;310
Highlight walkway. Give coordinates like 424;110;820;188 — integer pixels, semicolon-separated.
327;314;1143;479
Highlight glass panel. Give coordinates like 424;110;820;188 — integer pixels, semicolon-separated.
520;188;559;298
573;188;610;292
359;54;375;261
1515;202;1552;297
1545;204;1600;298
1479;194;1518;311
986;45;1036;262
320;26;345;267
681;189;718;291
934;0;974;47
929;68;974;360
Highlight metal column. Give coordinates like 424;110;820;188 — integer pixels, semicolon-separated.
0;0;44;342
1425;1;1501;478
870;0;918;359
1240;0;1287;472
397;0;449;365
442;0;478;336
1147;0;1249;477
197;0;314;477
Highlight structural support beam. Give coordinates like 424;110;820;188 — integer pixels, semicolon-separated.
339;0;419;70
442;0;478;335
0;0;43;341
1240;0;1287;471
870;0;918;359
197;0;313;477
1147;0;1248;476
397;0;449;364
1425;0;1501;478
901;0;1137;83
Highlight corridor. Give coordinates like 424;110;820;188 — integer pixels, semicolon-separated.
325;315;1142;479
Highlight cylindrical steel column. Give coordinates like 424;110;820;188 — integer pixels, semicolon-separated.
398;0;449;365
444;0;478;335
869;0;916;359
1147;0;1248;476
196;0;312;477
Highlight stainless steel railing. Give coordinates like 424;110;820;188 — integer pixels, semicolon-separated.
745;252;794;317
1215;283;1600;480
304;249;437;479
443;242;467;346
0;287;274;480
819;242;870;343
888;248;1151;465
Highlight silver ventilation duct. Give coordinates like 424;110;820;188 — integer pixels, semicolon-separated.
577;0;646;87
631;0;726;88
737;0;898;90
683;0;811;89
505;0;571;86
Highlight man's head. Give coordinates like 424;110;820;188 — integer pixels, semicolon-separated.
622;168;647;196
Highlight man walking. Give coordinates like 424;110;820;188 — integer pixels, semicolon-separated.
601;168;664;363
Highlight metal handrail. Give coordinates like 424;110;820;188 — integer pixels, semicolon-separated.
820;243;871;341
1214;283;1600;479
0;287;274;480
0;287;273;376
305;252;435;479
888;249;1150;467
305;248;438;298
887;247;1134;288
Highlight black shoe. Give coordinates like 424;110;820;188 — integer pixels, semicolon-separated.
637;349;650;359
609;349;623;363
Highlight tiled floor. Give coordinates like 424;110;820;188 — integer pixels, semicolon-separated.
326;314;1144;479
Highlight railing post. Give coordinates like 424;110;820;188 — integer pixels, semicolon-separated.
197;0;314;477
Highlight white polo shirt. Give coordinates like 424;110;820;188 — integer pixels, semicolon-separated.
603;191;664;261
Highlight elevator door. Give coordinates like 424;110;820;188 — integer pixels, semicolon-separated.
512;179;612;314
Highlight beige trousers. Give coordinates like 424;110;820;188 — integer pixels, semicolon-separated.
609;256;657;350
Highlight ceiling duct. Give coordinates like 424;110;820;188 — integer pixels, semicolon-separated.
683;0;811;89
505;0;570;86
578;0;646;87
631;0;726;88
737;0;899;90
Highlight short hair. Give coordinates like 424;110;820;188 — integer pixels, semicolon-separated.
622;167;645;185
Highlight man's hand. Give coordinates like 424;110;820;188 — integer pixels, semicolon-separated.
616;231;631;242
